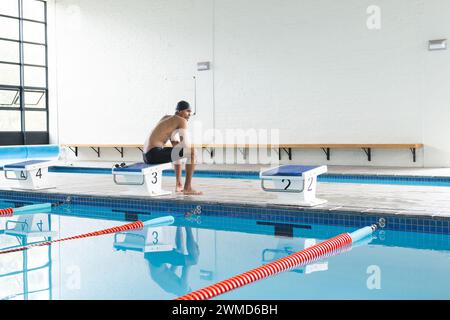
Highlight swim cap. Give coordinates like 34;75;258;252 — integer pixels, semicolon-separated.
176;100;191;112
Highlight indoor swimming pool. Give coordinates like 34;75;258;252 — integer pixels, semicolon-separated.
1;198;450;300
2;0;450;308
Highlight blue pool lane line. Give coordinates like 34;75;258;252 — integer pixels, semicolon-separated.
320;173;450;187
44;165;450;187
49;166;113;175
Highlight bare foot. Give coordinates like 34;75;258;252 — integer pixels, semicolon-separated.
183;189;203;195
176;183;184;193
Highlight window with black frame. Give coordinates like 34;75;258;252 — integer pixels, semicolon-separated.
0;0;48;146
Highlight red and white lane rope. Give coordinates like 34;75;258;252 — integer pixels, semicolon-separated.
177;225;377;300
0;207;14;217
0;203;52;217
0;215;174;255
0;221;145;255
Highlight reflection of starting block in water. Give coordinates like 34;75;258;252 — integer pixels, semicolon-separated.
3;160;57;190
5;213;56;237
262;238;328;274
260;165;327;207
113;226;175;253
112;162;172;196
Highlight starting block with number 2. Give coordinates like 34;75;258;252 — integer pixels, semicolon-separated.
260;165;328;207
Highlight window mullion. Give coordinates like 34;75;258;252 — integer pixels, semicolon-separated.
18;0;26;142
1;0;48;141
44;0;49;132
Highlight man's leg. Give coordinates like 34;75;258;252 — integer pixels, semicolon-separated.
185;227;199;263
169;142;184;192
174;162;183;192
183;148;202;195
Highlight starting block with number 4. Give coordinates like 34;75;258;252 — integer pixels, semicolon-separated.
0;145;60;190
260;165;328;207
5;213;57;237
3;160;57;190
112;162;172;196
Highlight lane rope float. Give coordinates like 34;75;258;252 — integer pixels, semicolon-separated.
0;215;174;255
0;203;52;217
0;199;80;217
0;207;13;217
177;224;378;300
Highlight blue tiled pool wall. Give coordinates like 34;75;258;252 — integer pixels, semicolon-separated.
40;166;450;187
1;191;450;251
1;190;450;236
41;203;450;251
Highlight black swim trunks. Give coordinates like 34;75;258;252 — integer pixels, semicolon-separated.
143;147;184;164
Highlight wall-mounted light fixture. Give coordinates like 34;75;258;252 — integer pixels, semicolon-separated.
197;61;211;71
428;39;447;51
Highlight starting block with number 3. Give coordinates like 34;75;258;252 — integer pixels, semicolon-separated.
260;165;328;207
113;226;176;253
3;160;57;190
112;162;172;196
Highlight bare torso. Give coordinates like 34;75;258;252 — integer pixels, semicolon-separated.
144;115;183;152
143;110;201;195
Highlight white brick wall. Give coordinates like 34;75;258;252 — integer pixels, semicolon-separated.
48;0;450;166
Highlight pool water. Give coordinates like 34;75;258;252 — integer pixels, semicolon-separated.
1;203;450;300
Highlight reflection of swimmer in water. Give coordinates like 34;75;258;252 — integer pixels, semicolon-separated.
144;226;199;296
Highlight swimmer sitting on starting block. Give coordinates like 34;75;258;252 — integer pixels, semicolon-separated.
143;100;202;195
